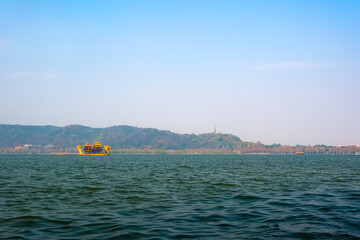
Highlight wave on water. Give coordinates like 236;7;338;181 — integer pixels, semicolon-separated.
1;154;360;239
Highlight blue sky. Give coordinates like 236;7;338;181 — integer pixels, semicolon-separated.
1;0;359;145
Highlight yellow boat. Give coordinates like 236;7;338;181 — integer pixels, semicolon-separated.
77;141;111;156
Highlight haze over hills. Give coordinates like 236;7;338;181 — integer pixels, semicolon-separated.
1;124;359;154
0;124;241;150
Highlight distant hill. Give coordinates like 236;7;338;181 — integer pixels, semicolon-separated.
1;124;359;154
0;124;242;150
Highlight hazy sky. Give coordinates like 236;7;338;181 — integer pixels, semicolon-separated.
1;0;359;146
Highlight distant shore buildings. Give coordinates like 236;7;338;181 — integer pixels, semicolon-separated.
3;143;360;155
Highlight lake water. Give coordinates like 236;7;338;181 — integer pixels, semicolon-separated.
0;154;359;239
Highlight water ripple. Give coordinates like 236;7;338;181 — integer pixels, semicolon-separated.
1;154;360;239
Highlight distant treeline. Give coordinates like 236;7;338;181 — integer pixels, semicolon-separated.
0;124;359;155
235;142;360;155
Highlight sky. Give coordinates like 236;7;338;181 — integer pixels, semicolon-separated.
0;0;359;146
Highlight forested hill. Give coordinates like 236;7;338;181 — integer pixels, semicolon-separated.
0;124;242;150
